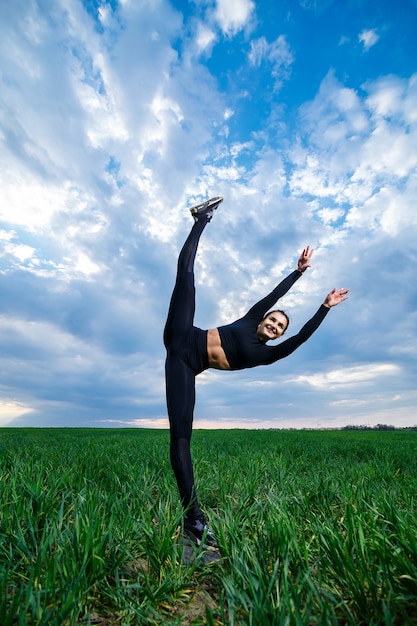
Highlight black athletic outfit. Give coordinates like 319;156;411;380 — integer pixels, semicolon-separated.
164;217;329;519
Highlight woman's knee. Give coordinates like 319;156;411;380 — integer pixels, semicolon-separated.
169;420;193;441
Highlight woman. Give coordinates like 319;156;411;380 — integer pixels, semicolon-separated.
164;197;349;547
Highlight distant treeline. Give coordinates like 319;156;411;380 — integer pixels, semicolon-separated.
342;424;417;431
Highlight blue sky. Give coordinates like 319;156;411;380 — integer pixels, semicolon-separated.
1;0;417;429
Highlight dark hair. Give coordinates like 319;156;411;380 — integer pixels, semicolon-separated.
263;309;290;333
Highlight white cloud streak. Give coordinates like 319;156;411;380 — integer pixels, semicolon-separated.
248;36;294;89
291;363;401;389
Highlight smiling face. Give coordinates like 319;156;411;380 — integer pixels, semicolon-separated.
257;310;289;343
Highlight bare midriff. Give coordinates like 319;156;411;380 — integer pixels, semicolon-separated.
207;328;231;370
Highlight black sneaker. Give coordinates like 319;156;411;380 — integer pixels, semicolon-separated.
189;196;223;222
184;514;218;550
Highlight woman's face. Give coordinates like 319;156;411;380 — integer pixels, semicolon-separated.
257;311;288;343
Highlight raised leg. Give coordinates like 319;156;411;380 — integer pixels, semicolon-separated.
163;218;207;348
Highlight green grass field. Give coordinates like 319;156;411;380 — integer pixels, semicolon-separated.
1;428;417;625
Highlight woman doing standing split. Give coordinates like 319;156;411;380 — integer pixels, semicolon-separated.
163;197;349;548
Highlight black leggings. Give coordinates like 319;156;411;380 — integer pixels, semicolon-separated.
163;218;209;517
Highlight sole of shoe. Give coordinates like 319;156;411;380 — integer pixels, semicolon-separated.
184;528;218;551
189;196;223;219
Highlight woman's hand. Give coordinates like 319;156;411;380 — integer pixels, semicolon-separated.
324;287;350;308
297;246;314;273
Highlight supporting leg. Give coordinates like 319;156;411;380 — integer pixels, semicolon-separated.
165;353;202;515
170;436;202;518
171;435;217;549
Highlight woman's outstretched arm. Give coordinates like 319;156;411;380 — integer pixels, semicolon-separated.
244;245;314;321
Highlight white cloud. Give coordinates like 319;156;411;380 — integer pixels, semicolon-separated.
0;401;34;426
73;252;102;277
347;178;417;235
291;363;401;389
339;35;350;46
215;0;255;35
287;71;417;242
195;23;216;53
365;73;417;125
316;207;345;225
359;28;380;50
5;243;35;263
